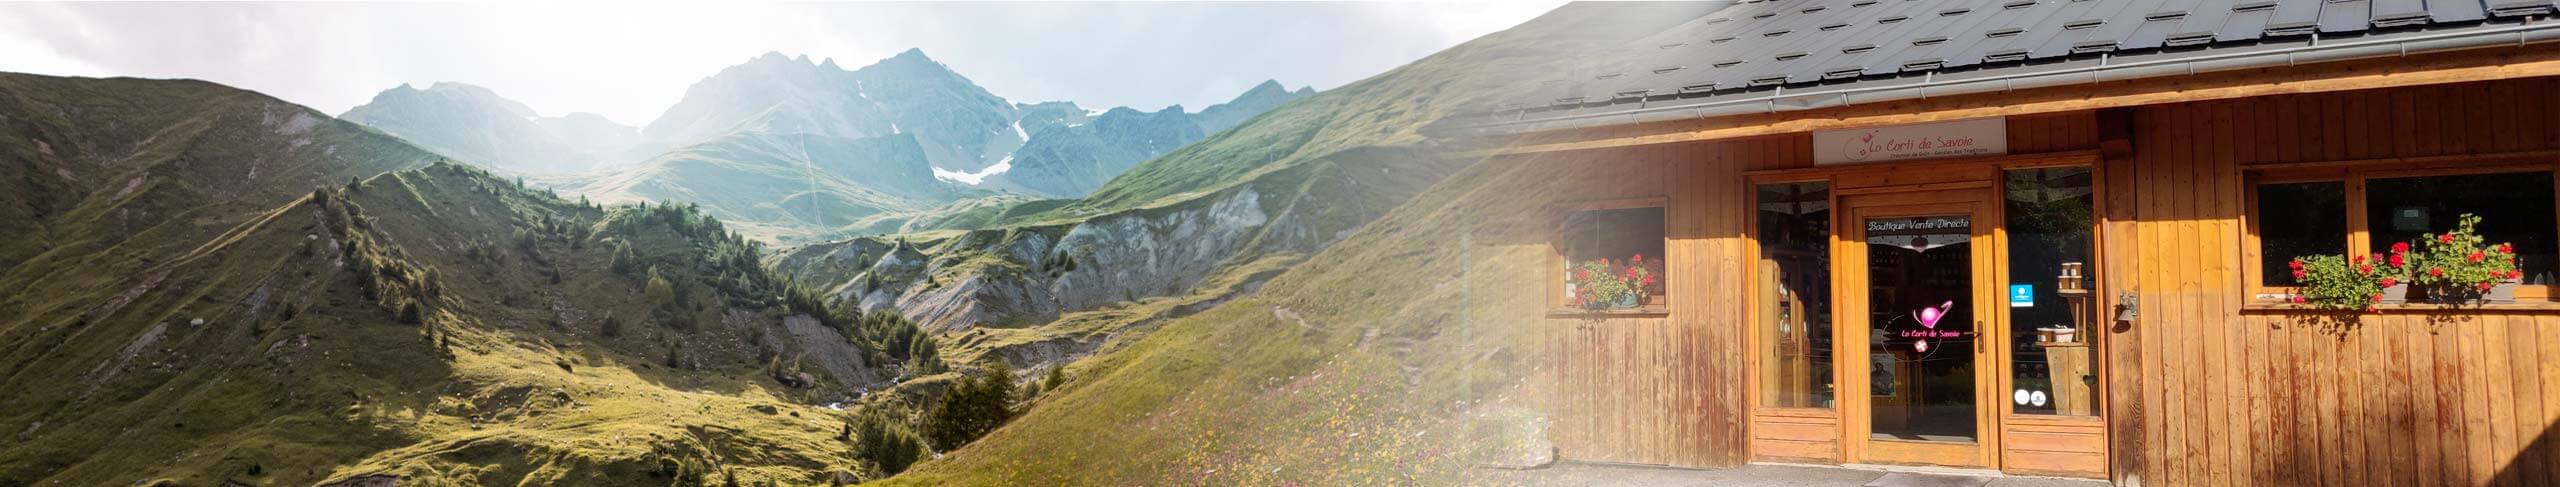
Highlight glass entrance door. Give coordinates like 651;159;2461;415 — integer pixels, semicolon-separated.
1863;214;1979;443
1841;192;1997;467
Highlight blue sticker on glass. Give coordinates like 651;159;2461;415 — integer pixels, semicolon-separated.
2009;284;2034;308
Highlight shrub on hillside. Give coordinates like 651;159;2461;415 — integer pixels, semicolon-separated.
845;406;928;477
924;362;1016;450
645;266;677;309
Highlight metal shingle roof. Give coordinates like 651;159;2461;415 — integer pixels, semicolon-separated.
1479;0;2559;127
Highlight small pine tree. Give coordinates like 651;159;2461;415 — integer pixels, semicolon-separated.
847;407;927;476
645;267;676;309
923;362;1015;450
397;300;424;324
1042;366;1066;394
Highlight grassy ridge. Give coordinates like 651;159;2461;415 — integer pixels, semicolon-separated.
1037;3;1720;222
884;133;1600;486
0;71;931;485
878;4;1723;483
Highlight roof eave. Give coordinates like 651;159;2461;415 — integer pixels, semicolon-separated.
1433;23;2560;140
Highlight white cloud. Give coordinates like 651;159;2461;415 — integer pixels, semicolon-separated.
0;2;1561;127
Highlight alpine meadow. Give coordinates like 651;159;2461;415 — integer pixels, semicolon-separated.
0;2;1746;486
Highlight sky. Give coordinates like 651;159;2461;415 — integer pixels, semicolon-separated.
0;1;1564;127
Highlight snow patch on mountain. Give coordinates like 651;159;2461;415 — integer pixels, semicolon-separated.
932;155;1013;185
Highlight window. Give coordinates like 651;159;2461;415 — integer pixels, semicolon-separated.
2365;173;2557;285
2254;182;2347;287
1554;202;1667;312
1755;182;1833;408
2250;167;2559;298
2004;167;2098;416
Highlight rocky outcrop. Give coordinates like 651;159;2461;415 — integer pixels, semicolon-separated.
784;161;1384;334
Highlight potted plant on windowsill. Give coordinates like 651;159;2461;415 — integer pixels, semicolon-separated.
1566;254;1658;311
2289;253;2395;313
2406;213;2523;305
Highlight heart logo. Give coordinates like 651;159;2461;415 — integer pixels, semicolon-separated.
1913;301;1953;329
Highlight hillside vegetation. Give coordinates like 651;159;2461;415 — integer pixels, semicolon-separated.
881;106;1626;487
769;2;1716;374
0;73;950;485
873;3;1723;484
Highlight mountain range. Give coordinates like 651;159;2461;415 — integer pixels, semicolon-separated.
0;3;1711;483
340;50;1312;243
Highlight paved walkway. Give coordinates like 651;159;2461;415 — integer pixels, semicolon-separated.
1469;462;2111;487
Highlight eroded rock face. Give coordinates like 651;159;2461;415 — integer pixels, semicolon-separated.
1048;187;1268;311
843;187;1287;333
776;314;886;387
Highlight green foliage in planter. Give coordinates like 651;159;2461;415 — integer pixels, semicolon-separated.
2289;253;2392;312
2407;213;2522;295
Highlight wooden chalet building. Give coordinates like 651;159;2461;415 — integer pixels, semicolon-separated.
1432;0;2560;484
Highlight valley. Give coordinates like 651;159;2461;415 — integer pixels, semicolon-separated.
0;2;1700;484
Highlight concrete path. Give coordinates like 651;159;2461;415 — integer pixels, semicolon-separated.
1469;462;2111;487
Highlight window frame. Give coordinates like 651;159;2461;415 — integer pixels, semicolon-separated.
2243;160;2560;303
1547;196;1672;316
1745;177;1839;410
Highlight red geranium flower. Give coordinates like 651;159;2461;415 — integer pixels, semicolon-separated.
2370;293;2383;303
2359;264;2375;274
2469;250;2486;263
1632;254;1644;263
2389;253;2406;267
2380;277;2398;287
2430;267;2446;277
2499;243;2514;254
2393;242;2411;254
2288;259;2305;270
2352;255;2366;264
2441;234;2457;244
2290;295;2307;304
2478;282;2495;291
2292;269;2307;280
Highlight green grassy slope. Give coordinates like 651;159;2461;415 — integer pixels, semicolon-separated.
1029;2;1720;223
876;4;1723;484
547;131;986;245
0;73;443;317
0;161;907;485
0;74;928;485
882;127;1604;486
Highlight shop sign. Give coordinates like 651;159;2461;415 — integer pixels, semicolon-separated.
1865;216;1971;253
1813;117;2008;165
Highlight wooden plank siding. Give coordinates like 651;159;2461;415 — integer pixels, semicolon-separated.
1526;75;2560;483
1538;137;1787;467
2114;77;2560;486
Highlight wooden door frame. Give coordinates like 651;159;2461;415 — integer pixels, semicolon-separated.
1741;153;2110;475
1836;188;2005;468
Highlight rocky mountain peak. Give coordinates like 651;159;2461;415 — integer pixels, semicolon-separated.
1192;78;1316;134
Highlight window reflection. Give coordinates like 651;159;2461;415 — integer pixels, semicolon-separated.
1756;182;1833;408
2365;171;2558;285
2005;167;2097;416
2256;181;2347;287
